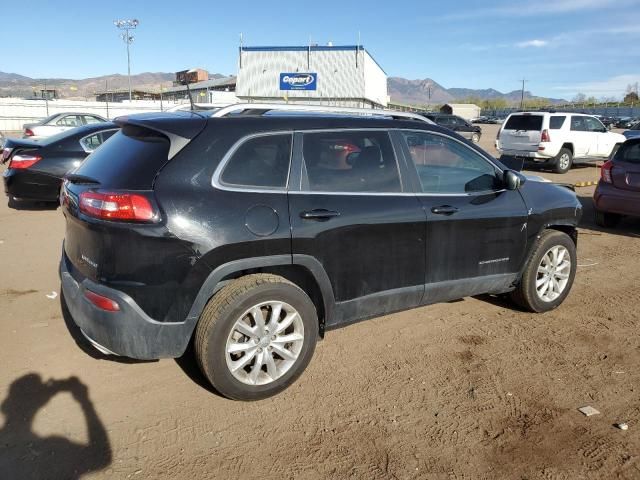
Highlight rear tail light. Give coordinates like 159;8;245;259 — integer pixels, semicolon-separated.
540;129;551;142
601;160;614;184
79;191;156;222
84;290;120;312
24;129;34;137
9;153;42;169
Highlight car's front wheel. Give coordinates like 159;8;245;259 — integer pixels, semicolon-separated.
194;274;317;400
471;132;481;143
510;230;577;312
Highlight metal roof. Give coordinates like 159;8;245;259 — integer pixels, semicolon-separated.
164;76;237;93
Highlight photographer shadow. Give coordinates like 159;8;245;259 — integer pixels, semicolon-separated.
0;374;112;479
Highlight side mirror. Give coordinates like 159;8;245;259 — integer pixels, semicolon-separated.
504;170;524;191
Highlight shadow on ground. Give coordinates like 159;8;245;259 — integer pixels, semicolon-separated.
0;373;112;479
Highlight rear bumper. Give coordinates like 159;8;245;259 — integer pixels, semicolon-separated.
3;168;60;201
594;181;640;217
59;250;194;359
498;149;554;161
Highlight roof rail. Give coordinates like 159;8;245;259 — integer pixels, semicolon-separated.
210;103;434;124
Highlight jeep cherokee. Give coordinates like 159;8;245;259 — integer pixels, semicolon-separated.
60;105;582;400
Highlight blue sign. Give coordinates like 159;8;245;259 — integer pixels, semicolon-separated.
279;73;317;91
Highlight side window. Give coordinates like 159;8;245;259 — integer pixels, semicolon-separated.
220;134;292;189
57;115;81;127
402;131;501;194
549;116;566;129
80;130;117;153
83;115;103;125
585;117;605;132
570;116;587;132
301;130;401;193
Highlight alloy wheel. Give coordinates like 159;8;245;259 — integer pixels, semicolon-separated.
535;245;571;302
225;301;304;386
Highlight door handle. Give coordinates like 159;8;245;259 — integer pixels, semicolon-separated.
431;205;459;216
300;209;341;220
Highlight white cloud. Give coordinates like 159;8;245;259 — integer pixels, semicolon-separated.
552;74;640;97
516;39;548;48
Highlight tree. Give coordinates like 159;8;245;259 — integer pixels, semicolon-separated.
572;93;587;103
623;91;639;104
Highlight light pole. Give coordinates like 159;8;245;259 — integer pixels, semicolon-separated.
114;18;139;101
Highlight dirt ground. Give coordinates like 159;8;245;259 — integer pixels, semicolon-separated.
1;124;639;479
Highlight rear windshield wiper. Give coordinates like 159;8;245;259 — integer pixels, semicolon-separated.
64;173;101;185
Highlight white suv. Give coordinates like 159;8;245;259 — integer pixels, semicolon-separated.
496;112;626;173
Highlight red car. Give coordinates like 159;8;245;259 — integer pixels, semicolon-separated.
593;138;640;227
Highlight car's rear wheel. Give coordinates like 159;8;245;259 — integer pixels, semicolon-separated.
510;230;577;312
554;148;573;174
595;209;621;228
471;132;480;143
194;274;317;400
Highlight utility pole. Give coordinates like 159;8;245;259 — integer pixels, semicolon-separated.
114;19;139;101
520;79;528;111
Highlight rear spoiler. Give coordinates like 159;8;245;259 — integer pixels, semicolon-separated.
114;112;207;159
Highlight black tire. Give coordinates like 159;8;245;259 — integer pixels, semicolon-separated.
594;209;621;228
194;273;317;400
609;143;622;160
471;132;481;143
510;230;577;313
553;148;573;174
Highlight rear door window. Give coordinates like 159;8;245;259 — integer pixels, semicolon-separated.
504;115;543;131
301;130;401;193
220;134;292;189
570;116;587;131
57;115;82;127
549;116;566;129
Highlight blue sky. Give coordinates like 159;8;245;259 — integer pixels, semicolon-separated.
3;0;640;99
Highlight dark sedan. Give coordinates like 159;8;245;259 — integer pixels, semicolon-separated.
2;122;118;206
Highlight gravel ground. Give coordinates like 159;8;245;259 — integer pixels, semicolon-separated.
1;124;638;479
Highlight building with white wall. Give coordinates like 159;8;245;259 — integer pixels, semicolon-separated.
236;45;388;108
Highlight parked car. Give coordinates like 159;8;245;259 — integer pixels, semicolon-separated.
593;137;640;227
22;113;107;139
59;104;581;400
614;117;638;129
3;122;118;205
595;115;615;129
496;112;626;173
623;122;640;139
424;113;482;142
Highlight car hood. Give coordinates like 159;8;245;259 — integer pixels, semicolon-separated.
523;173;551;183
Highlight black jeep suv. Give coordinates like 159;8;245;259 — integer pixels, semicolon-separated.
60;108;582;400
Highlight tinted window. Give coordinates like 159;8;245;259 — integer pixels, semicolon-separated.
302;130;401;193
73;126;170;189
616;141;640;164
632;122;640;130
570;116;587;131
402;131;500;194
549;116;566;129
504;115;543;131
221;134;292;188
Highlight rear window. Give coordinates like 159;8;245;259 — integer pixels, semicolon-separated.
549;116;566;129
616;141;640;164
504;115;543;131
73;126;170;189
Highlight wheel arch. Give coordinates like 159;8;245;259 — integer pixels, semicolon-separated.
560;143;574;155
185;255;334;341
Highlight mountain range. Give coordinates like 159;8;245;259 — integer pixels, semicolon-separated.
0;71;566;105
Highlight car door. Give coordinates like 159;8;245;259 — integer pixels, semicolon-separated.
569;116;592;157
397;129;529;304
584;116;612;157
288;128;426;327
451;116;472;139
